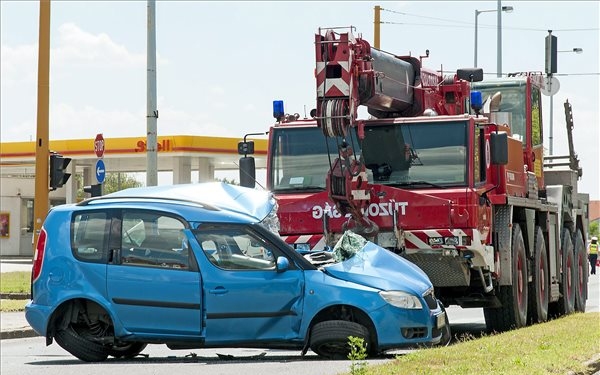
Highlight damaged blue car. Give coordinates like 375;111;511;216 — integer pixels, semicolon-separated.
26;182;449;362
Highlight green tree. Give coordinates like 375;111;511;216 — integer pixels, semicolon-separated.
77;172;142;199
589;221;599;239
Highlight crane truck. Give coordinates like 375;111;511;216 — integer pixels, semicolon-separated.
239;27;589;332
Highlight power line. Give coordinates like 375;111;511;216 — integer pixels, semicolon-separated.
439;70;600;77
381;8;473;26
381;8;599;33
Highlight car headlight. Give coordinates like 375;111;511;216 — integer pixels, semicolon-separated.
379;291;423;309
259;197;280;235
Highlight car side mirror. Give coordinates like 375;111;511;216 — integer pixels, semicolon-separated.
276;256;289;273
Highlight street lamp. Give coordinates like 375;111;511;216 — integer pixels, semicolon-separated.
559;48;583;54
474;5;513;68
549;47;583;155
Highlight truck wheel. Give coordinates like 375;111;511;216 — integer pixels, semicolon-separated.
527;226;549;324
484;223;528;332
554;228;576;316
573;229;588;312
55;324;109;362
309;320;371;360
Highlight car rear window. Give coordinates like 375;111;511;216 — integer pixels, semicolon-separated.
72;211;109;262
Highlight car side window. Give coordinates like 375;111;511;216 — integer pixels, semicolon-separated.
72;211;109;262
194;225;277;271
120;211;189;270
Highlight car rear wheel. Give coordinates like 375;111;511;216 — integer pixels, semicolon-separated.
55;324;109;362
109;342;148;359
309;320;371;360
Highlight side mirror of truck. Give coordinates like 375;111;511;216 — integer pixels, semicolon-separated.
238;140;255;156
239;156;256;188
457;68;484;82
490;132;508;165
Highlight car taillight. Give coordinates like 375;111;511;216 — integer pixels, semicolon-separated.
32;228;47;283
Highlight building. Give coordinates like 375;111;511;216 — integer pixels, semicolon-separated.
0;135;267;256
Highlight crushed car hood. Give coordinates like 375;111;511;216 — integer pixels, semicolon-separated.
324;242;433;294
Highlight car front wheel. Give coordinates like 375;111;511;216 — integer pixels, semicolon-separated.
309;320;371;360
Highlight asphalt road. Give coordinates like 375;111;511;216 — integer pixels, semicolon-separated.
2;275;598;375
2;258;598;375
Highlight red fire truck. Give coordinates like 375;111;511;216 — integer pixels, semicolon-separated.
239;27;589;332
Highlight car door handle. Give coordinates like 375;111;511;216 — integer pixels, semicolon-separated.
209;287;228;295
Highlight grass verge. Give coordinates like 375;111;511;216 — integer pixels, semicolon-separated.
364;312;600;375
0;271;30;294
0;299;28;312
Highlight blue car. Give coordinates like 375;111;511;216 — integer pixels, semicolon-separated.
26;182;448;362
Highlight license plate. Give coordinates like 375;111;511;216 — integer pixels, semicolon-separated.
436;312;446;329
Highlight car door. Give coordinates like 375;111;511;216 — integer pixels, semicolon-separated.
106;209;202;337
190;224;305;344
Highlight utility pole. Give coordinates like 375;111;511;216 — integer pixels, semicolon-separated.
146;0;158;186
33;0;51;250
374;5;381;49
497;0;502;77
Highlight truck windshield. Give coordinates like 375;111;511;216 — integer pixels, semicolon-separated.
361;121;468;187
269;127;359;192
472;81;526;143
269;121;467;191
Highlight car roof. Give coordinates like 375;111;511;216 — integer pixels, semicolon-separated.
65;182;274;224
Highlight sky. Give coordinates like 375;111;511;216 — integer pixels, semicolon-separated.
1;1;599;199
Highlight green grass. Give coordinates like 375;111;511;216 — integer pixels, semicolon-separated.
0;299;28;312
0;271;30;294
362;312;600;375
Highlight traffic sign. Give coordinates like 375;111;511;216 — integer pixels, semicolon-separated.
94;133;105;158
95;159;106;184
541;76;560;96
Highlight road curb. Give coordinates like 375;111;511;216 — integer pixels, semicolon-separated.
0;293;30;299
0;328;38;340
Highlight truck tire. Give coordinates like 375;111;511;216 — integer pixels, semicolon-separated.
484;223;528;332
554;227;576;316
309;320;371;360
573;229;588;312
527;226;549;324
55;325;109;362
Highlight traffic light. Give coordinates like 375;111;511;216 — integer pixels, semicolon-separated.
83;184;103;197
545;31;557;75
49;153;72;191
